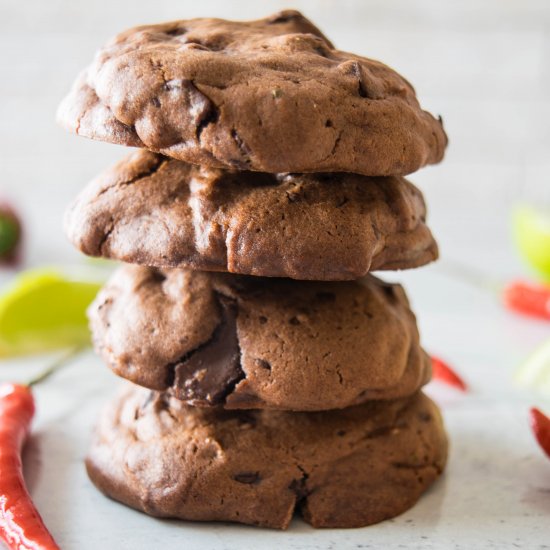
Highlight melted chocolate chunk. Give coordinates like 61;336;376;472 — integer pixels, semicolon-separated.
172;295;244;405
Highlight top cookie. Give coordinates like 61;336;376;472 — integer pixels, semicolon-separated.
57;10;447;176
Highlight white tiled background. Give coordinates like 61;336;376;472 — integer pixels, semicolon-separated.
1;1;549;549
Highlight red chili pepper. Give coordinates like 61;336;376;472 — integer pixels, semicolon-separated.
431;356;468;391
530;407;550;459
503;280;550;321
0;383;59;550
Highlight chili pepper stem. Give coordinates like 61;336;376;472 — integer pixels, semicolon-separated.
438;259;550;321
436;259;504;295
26;346;85;387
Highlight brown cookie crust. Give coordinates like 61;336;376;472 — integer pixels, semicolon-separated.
57;10;447;176
65;150;438;281
86;386;447;529
89;266;431;411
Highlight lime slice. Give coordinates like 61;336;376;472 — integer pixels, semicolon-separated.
515;338;550;397
0;268;102;357
513;205;550;283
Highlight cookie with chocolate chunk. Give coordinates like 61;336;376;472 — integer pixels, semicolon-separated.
57;10;447;176
65;150;438;281
88;265;431;411
87;386;447;529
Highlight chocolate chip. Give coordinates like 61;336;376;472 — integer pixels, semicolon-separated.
255;358;271;371
233;472;261;484
165;26;187;37
149;269;166;283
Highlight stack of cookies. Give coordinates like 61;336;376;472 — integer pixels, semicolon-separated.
58;11;449;529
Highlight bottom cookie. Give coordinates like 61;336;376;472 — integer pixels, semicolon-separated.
86;386;447;529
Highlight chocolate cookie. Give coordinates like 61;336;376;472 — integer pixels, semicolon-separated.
89;265;431;411
57;10;447;176
87;386;447;529
65;150;438;280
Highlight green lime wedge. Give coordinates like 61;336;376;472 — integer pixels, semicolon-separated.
513;205;550;283
515;338;550;398
0;268;102;357
0;215;19;257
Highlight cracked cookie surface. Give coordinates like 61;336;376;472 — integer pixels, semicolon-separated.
65;149;438;280
89;265;431;411
57;10;447;176
86;386;447;529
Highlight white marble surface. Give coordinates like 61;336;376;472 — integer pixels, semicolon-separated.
1;0;550;548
